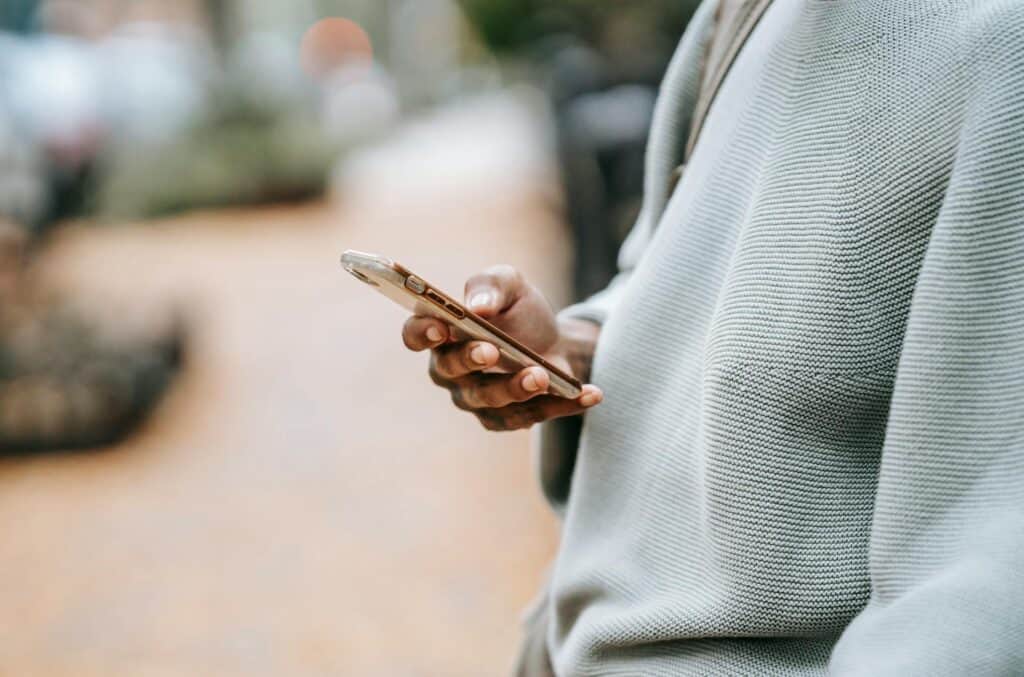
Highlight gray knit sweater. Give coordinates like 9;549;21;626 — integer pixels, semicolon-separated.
534;0;1024;674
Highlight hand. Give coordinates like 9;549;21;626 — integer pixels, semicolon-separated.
401;265;603;431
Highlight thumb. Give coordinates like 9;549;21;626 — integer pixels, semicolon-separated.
464;265;524;318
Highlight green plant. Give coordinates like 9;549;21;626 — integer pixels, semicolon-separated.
457;0;698;54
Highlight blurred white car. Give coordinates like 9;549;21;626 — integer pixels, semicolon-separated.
0;25;212;224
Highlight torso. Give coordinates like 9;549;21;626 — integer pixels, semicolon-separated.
549;0;978;673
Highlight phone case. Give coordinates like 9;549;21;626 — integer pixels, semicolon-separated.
341;250;583;399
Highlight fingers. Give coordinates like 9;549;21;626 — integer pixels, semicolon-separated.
464;265;524;318
474;385;604;432
402;316;449;351
449;367;551;410
430;340;500;380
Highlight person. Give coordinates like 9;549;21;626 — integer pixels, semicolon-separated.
402;0;1024;674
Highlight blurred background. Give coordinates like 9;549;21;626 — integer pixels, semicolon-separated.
0;0;698;674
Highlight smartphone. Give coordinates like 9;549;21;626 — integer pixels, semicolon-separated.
340;250;582;399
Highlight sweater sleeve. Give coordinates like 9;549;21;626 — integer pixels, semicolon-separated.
535;208;655;512
558;200;656;325
830;11;1024;674
534;0;720;514
534;169;657;514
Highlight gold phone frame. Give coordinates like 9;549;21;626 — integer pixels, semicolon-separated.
341;250;583;399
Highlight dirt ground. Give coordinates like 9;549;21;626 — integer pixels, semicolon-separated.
0;98;569;676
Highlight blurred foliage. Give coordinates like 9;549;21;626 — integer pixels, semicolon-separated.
456;0;700;54
0;297;183;454
93;102;342;221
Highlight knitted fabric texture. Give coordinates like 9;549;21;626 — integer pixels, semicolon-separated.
535;0;1024;674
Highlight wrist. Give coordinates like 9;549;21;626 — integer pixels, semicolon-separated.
555;317;601;383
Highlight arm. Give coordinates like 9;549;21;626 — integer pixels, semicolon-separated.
830;12;1024;673
534;0;721;511
402;0;718;508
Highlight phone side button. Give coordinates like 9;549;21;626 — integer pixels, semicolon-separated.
405;275;426;294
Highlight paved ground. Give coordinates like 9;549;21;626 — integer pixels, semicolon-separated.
0;96;569;675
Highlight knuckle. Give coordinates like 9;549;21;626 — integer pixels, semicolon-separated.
450;389;471;411
459;383;481;409
432;351;455;378
511;414;531;430
507;418;528;431
429;359;450;386
516;403;546;429
476;413;498;431
402;318;426;346
477;411;506;432
469;382;496;408
527;406;547;426
401;323;416;346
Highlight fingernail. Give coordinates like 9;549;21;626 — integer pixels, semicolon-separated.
468;291;495;310
470;345;491;365
521;371;539;392
580;390;602;407
425;326;443;343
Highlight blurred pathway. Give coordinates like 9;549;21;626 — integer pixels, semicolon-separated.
0;94;569;676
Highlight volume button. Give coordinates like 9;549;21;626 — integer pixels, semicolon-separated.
405;275;426;294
